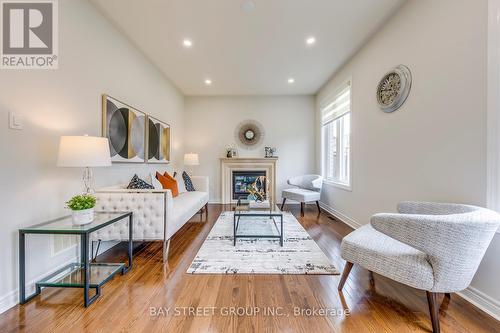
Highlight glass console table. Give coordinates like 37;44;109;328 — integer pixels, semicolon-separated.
19;211;133;307
233;199;284;246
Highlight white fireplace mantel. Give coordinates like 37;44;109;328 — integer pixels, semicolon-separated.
220;157;278;204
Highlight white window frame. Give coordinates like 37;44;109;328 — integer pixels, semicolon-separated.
319;78;352;191
487;0;500;232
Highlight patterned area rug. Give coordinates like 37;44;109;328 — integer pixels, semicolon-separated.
187;211;339;274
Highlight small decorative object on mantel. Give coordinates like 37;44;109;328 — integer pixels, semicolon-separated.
235;119;265;149
265;147;276;158
66;194;96;225
376;64;412;113
226;145;238;158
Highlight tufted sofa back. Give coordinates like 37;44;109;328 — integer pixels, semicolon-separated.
94;190;171;241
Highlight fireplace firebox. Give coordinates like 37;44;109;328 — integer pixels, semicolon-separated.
232;171;266;200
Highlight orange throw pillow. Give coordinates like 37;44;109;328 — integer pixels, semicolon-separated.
156;172;179;197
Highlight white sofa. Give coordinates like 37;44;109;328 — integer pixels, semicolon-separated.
94;176;209;261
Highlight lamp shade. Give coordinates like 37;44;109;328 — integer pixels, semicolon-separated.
184;153;199;166
57;136;112;167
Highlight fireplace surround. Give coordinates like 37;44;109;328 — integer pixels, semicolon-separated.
220;157;277;204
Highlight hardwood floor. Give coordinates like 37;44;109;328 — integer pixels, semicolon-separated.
1;204;499;333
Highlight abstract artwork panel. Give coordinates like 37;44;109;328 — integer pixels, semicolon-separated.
102;95;146;163
147;116;170;164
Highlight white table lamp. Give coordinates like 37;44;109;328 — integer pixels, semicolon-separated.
57;135;111;193
184;153;199;176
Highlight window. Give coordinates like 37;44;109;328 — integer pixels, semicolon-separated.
321;81;351;188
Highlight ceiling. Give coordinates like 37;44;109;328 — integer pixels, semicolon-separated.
90;0;406;96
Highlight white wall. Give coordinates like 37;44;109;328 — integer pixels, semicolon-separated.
185;96;316;202
0;0;184;312
317;0;500;317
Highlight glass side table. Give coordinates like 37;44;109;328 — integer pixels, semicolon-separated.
19;211;133;307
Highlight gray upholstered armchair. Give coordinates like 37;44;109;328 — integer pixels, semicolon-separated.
281;175;323;216
338;202;500;333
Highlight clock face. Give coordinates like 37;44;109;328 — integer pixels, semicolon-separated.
245;130;255;140
378;72;401;107
376;65;412;113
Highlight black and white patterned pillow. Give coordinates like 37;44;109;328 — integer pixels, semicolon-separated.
182;171;195;191
127;174;154;189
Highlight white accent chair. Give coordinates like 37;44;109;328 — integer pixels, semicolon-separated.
338;202;500;333
281;175;323;216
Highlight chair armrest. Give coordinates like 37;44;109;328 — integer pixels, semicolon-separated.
397;201;474;215
370;211;499;264
371;211;500;291
190;176;209;193
370;212;474;255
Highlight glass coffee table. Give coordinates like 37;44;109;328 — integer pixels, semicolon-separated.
19;211;133;307
233;199;284;246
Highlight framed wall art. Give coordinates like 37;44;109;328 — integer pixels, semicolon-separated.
147;116;171;164
102;95;146;163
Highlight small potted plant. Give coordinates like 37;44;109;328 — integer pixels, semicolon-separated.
66;194;96;225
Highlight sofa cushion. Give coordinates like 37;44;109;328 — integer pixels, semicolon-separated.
127;174;154;190
174;172;187;193
156;172;179;197
341;224;434;290
167;191;209;238
183;171;196;191
149;173;163;190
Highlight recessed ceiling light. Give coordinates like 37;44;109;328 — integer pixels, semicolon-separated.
288;78;295;84
241;0;256;13
182;39;193;48
205;79;212;85
306;36;316;46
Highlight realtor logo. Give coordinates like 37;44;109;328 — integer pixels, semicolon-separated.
1;0;58;69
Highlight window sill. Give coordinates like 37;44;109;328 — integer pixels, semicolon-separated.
323;180;352;191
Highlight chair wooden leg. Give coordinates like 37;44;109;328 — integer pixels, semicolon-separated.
444;293;451;300
163;239;171;263
426;291;441;333
338;262;353;291
300;202;305;216
369;270;375;286
316;201;321;213
205;203;208;219
281;198;286;210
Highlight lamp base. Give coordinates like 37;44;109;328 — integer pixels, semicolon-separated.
83;167;95;194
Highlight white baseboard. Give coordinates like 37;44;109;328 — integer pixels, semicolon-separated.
318;201;362;229
0;258;77;314
318;200;500;322
458;286;500;321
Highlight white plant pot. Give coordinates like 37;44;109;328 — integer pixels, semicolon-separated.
72;208;95;225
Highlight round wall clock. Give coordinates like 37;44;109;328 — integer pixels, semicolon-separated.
376;65;412;113
235;120;265;149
